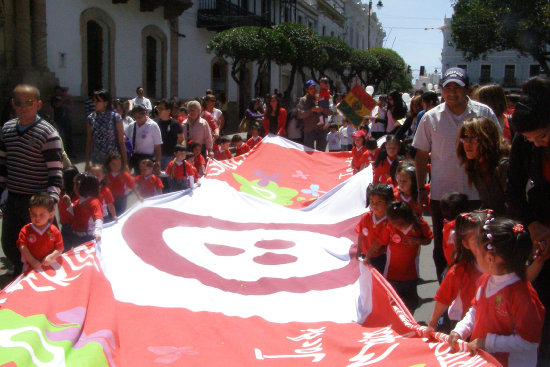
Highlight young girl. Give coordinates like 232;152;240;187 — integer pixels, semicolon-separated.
440;192;470;266
188;142;207;177
338;118;354;151
246;124;262;149
359;137;379;170
425;210;487;336
351;130;367;173
354;183;394;274
385;201;433;313
372;135;400;184
59;166;79;251
89;164;117;223
394;163;427;216
69;173;103;245
449;218;544;367
105;153;141;215
134;159;164;198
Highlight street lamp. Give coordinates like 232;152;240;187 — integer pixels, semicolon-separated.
367;1;383;49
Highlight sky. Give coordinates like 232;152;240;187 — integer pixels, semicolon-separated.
372;0;455;81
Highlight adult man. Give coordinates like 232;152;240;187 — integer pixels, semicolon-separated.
132;86;152;115
412;67;500;282
125;105;162;173
50;86;74;157
154;99;184;169
0;84;63;276
182;101;213;157
297;80;331;151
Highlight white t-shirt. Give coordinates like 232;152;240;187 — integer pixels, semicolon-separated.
132;97;152;113
211;108;223;123
338;124;355;146
125;118;162;155
369;106;386;133
327;131;341;150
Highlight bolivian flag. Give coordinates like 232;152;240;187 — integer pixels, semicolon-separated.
338;83;377;127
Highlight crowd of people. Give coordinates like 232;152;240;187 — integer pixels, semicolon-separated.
1;65;550;366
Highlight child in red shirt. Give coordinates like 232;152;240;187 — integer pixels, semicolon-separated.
373;134;400;184
317;77;331;128
165;145;195;192
17;193;63;272
232;134;250;156
185;152;201;185
188;141;206;177
449;218;544;367
246;125;262;149
135;159;164;198
385;201;433;314
439;192;470;266
351;130;367;173
354;183;394;274
394;162;427;216
59;166;80;251
89;164;117;223
106;153;142;215
68;173;104;245
215;136;232;160
425;209;487;337
359;137;379;170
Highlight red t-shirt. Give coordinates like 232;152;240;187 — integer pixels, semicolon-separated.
359;148;379;168
215;148;232;160
470;274;544;366
442;219;456;266
71;197;103;234
235;143;251;156
385;218;433;281
99;186;114;218
351;146;365;171
354;211;391;255
17;223;63;262
319;88;330;101
135;174;164;198
193;154;206;176
107;171;136;197
434;260;482;319
373;155;396;184
58;190;78;225
165;160;194;179
247;136;262;149
393;187;424;216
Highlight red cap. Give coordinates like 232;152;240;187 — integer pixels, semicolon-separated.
352;130;366;138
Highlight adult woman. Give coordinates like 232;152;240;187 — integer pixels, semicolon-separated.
395;95;422;140
114;99;134;129
386;90;407;134
85;90;128;171
204;94;225;133
507;77;550;366
262;94;287;136
471;84;512;143
456;116;509;215
239;99;264;133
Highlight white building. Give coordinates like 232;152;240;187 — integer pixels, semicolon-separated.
441;17;541;89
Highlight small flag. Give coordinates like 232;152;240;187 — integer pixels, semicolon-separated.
338;83;377;127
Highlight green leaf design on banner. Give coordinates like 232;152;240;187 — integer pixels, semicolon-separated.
232;173;298;206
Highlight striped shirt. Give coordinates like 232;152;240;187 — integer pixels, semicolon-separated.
0;118;63;201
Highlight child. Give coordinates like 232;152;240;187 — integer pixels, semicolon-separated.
17;193;63;271
59;166;79;251
185;152;201;186
189;141;206;177
355;183;394;274
359;137;379;170
386;155;407;188
425;210;486;336
327;124;340;152
351;130;367;173
394;163;426;216
449;218;544;367
246;124;262;149
440;192;470;266
69;174;103;245
385;201;433;313
89;164;117;223
215;137;232;160
134;159;164;198
232;135;250;156
372;134;400;184
106;153;141;215
339;118;355;151
317;77;331;128
165;144;195;192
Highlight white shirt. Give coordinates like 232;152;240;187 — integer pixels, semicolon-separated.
211;108;223;124
327;131;340;150
369;106;386;133
132;96;152;113
125;118;162;155
338;124;355;146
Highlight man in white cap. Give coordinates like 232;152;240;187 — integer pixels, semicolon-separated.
412;67;500;282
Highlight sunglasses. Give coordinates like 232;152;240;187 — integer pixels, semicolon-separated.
460;136;480;144
13;98;35;107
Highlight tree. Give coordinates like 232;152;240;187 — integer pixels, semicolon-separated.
349;49;379;88
313;36;352;89
367;48;407;93
451;0;550;75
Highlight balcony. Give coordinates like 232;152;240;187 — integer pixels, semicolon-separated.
112;0;193;19
197;0;272;31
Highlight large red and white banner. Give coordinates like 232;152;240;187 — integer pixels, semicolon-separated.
0;136;500;366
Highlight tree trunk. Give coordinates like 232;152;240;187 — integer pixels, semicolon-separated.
254;60;266;97
284;64;297;98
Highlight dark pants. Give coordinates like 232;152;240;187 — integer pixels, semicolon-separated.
304;127;327;152
533;263;550;366
129;153;154;175
389;279;419;314
431;199;481;283
58;117;73;156
1;193;32;276
370;253;386;275
114;195;128;216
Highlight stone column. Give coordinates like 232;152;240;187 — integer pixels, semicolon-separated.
32;0;48;71
15;0;32;69
169;17;179;98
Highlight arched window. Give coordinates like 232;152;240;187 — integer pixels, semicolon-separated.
211;58;227;101
142;25;167;99
80;8;115;97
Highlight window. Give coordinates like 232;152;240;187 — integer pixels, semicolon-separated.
141;25;167;99
322;26;326;36
504;65;515;87
530;64;541;77
480;65;491;83
457;64;467;71
331;31;334;37
298;15;302;24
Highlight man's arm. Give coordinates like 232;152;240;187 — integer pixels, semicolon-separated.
415;149;430;206
42;129;63;202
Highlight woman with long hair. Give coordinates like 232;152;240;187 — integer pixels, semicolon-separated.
386;90;408;134
456;116;509;215
471;84;512;143
262;94;287;136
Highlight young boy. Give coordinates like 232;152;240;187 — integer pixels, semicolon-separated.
246;125;262;149
185;152;201;186
232;135;250;156
317;77;331;128
165;145;195;192
17;193;63;271
215;137;232;160
327;124;340;152
135;159;164;198
360;137;380;169
188;141;206;177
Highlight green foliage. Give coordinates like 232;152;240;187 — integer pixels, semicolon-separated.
350;49;379;85
451;0;550;74
319;36;352;75
367;48;407;92
272;22;328;69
